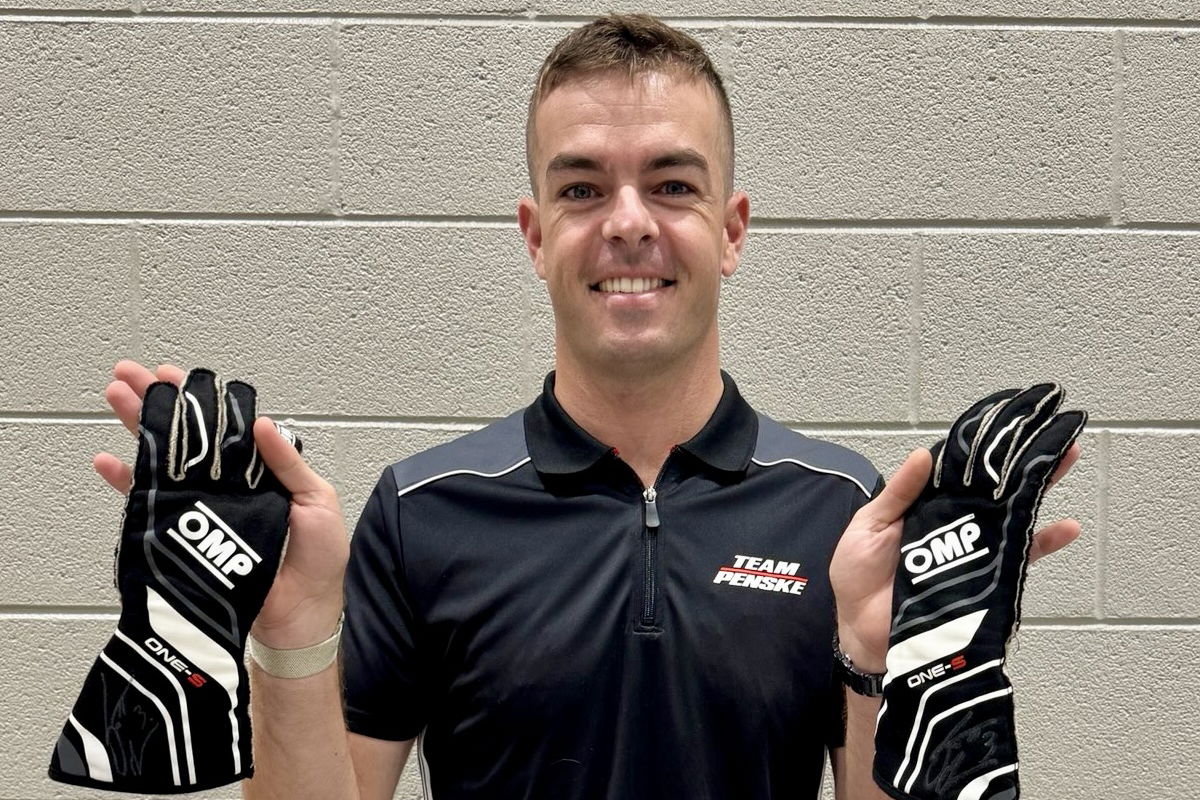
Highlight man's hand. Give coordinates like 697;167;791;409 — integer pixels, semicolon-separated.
96;360;349;649
829;430;1083;673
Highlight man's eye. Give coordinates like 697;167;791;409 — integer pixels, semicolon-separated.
562;185;595;200
661;181;693;195
560;183;692;200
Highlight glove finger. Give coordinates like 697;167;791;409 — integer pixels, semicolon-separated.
935;388;1021;490
990;383;1065;495
134;380;179;487
218;380;258;488
967;383;1061;492
169;369;221;483
1001;409;1087;503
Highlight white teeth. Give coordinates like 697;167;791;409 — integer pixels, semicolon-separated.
596;277;667;293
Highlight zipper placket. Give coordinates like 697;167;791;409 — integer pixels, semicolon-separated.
640;448;673;628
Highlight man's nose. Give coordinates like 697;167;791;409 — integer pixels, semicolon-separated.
601;185;659;246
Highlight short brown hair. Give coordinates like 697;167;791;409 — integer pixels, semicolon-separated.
525;13;735;199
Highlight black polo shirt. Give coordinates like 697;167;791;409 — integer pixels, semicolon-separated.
343;371;882;800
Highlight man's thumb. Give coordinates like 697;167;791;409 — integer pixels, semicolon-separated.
253;416;320;495
867;448;933;525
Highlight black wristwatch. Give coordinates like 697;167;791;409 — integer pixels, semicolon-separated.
832;631;885;697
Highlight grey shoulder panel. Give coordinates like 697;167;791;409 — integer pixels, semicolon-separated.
751;413;880;498
389;409;530;497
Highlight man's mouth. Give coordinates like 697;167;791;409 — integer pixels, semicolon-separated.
590;277;676;293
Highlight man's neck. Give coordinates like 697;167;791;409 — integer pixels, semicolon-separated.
552;353;725;489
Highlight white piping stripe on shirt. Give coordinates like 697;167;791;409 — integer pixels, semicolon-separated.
396;457;532;498
751;457;871;498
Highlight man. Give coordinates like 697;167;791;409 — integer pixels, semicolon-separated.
96;13;1081;799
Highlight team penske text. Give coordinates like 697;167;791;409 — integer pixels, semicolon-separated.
713;554;808;595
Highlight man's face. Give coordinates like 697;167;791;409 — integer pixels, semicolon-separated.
518;70;749;375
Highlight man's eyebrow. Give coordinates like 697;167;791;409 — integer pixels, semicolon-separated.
545;148;711;177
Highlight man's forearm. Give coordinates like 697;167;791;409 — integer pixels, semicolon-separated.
834;617;892;800
838;689;893;800
242;663;358;800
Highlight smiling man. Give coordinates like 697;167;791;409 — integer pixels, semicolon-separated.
516;63;746;492
78;13;1084;800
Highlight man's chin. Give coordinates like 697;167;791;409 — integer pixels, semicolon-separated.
577;337;685;375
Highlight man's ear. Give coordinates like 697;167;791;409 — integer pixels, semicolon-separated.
517;196;545;280
721;190;751;279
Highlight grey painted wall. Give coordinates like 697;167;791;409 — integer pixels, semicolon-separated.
2;2;1197;798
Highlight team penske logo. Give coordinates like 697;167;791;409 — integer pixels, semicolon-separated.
713;554;808;595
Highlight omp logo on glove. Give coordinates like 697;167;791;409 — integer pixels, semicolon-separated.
166;500;261;585
873;384;1086;800
48;368;300;795
901;513;988;584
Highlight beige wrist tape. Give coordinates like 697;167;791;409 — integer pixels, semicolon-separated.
248;615;343;679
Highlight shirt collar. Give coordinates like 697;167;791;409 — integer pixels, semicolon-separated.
523;370;758;477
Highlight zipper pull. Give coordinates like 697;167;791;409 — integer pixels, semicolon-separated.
643;486;660;528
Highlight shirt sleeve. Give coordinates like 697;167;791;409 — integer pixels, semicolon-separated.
342;467;428;741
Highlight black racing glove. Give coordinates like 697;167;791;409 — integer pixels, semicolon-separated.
873;384;1085;800
49;369;298;794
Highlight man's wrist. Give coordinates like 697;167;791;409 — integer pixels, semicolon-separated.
249;614;343;679
835;620;886;675
834;626;886;697
251;598;344;651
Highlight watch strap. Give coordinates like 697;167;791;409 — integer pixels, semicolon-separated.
833;632;885;697
248;615;343;679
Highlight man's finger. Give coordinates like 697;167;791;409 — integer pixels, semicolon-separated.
1045;441;1081;490
863;448;932;528
93;452;132;495
254;416;324;497
1028;517;1082;564
155;363;186;386
112;359;163;398
105;380;144;437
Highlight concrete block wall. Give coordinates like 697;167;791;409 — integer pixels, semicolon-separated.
1;2;1196;798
